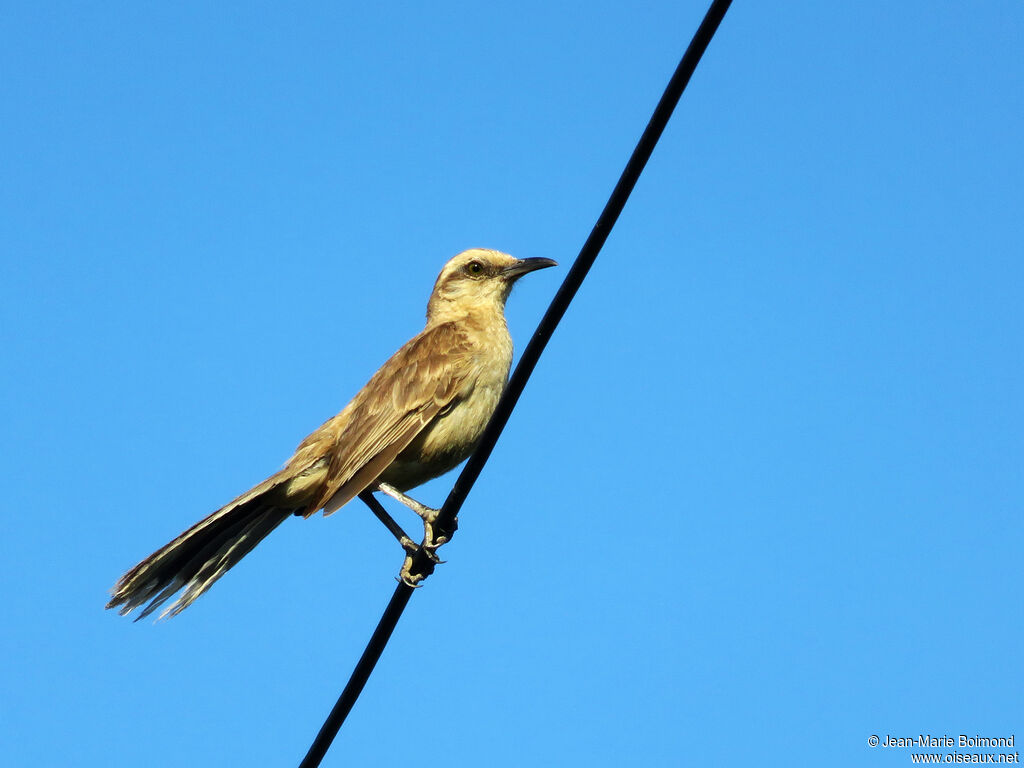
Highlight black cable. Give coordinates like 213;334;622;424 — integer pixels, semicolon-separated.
299;2;732;765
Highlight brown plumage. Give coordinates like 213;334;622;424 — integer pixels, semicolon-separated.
107;249;556;619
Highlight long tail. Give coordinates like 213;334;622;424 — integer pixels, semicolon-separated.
107;481;302;620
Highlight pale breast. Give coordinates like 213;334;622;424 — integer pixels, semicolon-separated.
380;323;513;491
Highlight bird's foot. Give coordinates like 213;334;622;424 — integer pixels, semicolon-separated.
423;515;458;551
397;515;461;586
375;483;460;586
399;552;435;587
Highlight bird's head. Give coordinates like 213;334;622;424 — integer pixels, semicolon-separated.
426;249;557;322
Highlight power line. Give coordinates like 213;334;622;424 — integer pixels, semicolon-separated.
298;2;733;765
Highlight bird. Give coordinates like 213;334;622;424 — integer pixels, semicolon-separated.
106;248;556;620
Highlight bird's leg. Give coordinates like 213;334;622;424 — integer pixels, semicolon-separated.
374;483;438;521
375;482;458;555
359;486;444;591
358;491;420;557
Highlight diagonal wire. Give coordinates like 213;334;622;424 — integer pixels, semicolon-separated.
298;2;732;765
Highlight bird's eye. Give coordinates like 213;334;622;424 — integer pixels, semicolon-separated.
466;260;485;277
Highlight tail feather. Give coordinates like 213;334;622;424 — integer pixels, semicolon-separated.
165;506;291;618
107;496;296;620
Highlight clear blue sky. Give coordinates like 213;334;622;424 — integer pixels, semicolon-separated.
2;2;1021;766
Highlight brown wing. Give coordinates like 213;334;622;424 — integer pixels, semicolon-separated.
296;321;476;517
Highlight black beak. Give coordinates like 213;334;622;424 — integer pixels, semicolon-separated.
502;257;558;280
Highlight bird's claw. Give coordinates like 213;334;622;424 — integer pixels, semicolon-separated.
399;554;434;587
397;516;453;585
383;494;459;585
398;572;425;588
425;515;457;549
422;545;445;565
